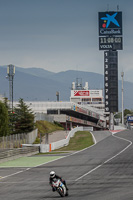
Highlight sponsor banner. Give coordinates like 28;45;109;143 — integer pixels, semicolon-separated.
71;90;103;98
74;90;89;96
72;105;88;115
99;11;122;36
77;107;88;115
66;115;96;126
71;104;100;119
127;116;133;122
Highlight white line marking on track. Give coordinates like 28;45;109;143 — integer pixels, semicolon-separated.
104;134;132;164
75;131;132;181
75;165;102;181
1;170;24;180
0;167;31;180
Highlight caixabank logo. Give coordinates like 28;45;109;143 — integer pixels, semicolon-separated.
99;12;122;36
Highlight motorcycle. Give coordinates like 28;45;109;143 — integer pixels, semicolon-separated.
52;179;68;197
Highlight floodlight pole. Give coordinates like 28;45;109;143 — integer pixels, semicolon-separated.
121;71;124;125
56;91;59;102
7;65;15;112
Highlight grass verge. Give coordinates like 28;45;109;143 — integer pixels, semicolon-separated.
34;120;64;144
37;152;69;155
36;121;64;134
0;156;62;167
54;131;94;151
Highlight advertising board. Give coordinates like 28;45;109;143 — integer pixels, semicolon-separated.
99;12;122;36
71;90;103;98
127;116;133;122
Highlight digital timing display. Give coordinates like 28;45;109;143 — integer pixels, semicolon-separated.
99;37;123;50
100;37;122;44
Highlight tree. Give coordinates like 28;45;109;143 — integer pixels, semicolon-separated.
124;109;132;117
3;97;15;135
14;98;35;134
0;101;9;136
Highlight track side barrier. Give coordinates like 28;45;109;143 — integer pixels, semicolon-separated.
40;126;93;153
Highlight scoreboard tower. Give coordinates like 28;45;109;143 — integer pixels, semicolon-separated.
98;11;123;128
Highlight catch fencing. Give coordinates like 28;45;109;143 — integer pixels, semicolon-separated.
0;129;38;149
0;133;28;149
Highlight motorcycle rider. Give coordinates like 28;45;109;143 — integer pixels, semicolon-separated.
49;171;68;192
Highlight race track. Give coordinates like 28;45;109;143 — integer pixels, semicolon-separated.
0;130;133;200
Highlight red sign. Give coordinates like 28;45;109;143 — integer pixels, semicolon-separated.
74;91;90;96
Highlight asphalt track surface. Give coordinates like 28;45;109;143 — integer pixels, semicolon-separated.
0;130;133;200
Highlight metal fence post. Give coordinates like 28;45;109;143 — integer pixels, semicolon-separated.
13;134;14;148
3;136;4;149
16;134;17;148
10;135;11;149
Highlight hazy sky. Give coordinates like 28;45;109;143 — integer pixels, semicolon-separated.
0;0;132;80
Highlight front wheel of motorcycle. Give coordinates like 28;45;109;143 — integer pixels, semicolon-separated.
58;187;65;197
65;191;69;196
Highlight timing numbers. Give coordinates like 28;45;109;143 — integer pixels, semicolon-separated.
100;37;122;44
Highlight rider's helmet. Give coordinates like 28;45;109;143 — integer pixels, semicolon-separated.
50;171;55;178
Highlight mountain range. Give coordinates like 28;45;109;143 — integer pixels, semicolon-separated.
0;65;132;110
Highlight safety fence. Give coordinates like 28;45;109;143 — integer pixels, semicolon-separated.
0;146;39;164
0;133;27;149
0;129;38;149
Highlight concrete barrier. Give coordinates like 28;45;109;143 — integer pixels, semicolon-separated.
40;127;93;153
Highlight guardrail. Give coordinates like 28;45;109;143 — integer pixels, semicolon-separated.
0;146;39;164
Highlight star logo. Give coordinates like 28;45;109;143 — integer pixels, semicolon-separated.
101;12;120;28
